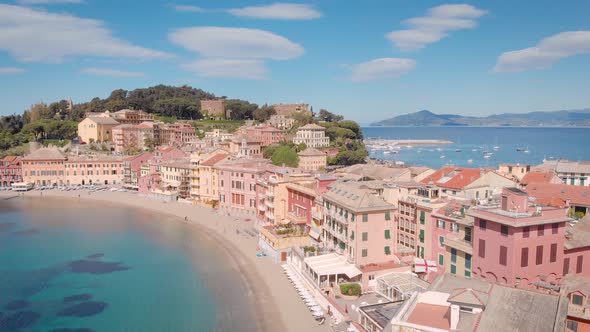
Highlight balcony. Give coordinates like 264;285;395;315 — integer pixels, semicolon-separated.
312;211;323;221
288;212;307;224
265;190;274;197
266;212;275;220
568;304;590;320
443;234;473;254
258;204;266;212
265;199;273;208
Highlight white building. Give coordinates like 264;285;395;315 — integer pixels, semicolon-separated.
293;123;330;148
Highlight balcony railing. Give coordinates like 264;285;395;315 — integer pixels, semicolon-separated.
442;235;473;254
568;304;590;319
258;204;266;212
265;190;274;197
265;200;273;208
312;211;323;221
288;212;307;224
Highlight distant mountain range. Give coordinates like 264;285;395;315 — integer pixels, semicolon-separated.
371;109;590;127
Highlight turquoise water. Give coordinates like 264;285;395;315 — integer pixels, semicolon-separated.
0;198;256;332
364;126;590;168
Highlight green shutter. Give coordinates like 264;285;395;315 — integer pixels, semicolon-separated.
385;229;391;239
385;211;391;221
419;230;425;243
350;231;355;240
420;210;425;224
465;270;471;278
385;246;391;255
451;264;457;274
439;254;444;265
465;254;472;269
451;248;457;263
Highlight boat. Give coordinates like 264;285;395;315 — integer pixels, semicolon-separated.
516;148;525;152
467;159;474;163
455;149;462;152
524;149;530;154
440;155;446;159
493;146;500;151
471;148;478;152
436;148;443;152
484;154;491;159
383;151;391;155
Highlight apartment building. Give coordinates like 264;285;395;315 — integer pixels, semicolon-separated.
293;123;330;148
217;158;270;215
0;156;22;187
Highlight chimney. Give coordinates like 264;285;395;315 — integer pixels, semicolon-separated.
450;304;460;330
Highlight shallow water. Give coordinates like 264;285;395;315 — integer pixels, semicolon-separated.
0;197;257;332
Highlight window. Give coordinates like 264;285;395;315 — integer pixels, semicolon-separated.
420;210;425;224
362;214;368;222
451;248;457;263
384;230;391;239
572;294;584;306
464;227;472;243
577;255;584;274
384;246;391;255
536;245;543;265
362;249;368;257
500;246;507;266
523;226;530;238
439;254;444;265
465;254;472;269
350;231;354;240
439;236;444;248
362;232;368;241
567;320;578;332
564;258;570;276
521;248;529;267
479;220;487;230
437;219;446;229
465;270;471;278
451;265;457;274
385;211;391;221
538;225;545;236
552;223;559;234
501;225;509;236
451;223;459;232
550;243;557;263
479;239;486;258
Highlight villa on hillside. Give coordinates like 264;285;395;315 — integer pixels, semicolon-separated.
293;123;330;148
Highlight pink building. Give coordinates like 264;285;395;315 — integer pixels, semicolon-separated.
123;152;153;190
286;182;317;227
0;156;22;187
470;187;573;287
112;122;155;152
159;123;198;146
217;158;270;215
244;125;285;147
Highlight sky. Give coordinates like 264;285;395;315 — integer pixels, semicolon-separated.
0;0;589;123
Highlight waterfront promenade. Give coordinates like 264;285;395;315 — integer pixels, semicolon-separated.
0;190;327;332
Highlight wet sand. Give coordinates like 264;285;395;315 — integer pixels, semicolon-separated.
1;190;327;332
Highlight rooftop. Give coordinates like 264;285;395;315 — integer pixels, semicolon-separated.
22;147;66;161
297;123;325;130
87;116;120;125
324;182;395;213
526;182;590;207
297;148;325;157
421;167;486;190
521;171;560;186
359;301;405;329
335;164;410;181
565;214;590;250
200;153;230;167
556;160;590;174
406;303;450;330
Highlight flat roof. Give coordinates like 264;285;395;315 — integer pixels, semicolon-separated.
359;301;404;329
304;253;362;278
406;303;450;330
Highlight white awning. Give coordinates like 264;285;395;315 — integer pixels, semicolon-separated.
304;253;362;278
309;229;321;241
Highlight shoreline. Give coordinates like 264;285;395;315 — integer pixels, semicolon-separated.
1;190;327;332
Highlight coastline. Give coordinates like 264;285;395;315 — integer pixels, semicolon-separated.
0;190;327;332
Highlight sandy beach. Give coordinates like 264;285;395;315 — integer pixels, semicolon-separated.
0;190;328;332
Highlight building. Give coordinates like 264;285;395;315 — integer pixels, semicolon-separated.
64;156;123;185
321;182;398;287
21;147;67;186
267;114;295;130
0;156;22;187
335;164;412;182
469;187;574;287
111;109;155;124
526;182;590;218
190;150;230;203
297;148;327;171
293;123;330;148
243;125;285;147
564;215;590;278
286;181;317;228
421;167;515;202
200;99;226;119
556;160;590;186
559;275;590;332
77;116;120;143
217;158;270;215
219;137;262;158
271;103;310;117
498;163;531;181
159;123;198;146
160;159;191;199
123;152;153;190
112;122;156;153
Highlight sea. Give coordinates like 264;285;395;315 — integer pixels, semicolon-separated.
363;126;590;168
0;198;257;332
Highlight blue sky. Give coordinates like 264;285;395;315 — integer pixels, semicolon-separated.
0;0;589;122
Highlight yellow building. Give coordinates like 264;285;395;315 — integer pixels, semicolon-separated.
190;150;230;203
298;148;327;171
77;116;120;143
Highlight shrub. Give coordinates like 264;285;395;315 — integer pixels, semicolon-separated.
340;283;361;296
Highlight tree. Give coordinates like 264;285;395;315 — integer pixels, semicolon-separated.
271;146;299;167
253;104;276;122
293;112;312;126
319;109;344;122
22;122;46;141
338;120;362;139
326;127;356;141
153;98;201;119
225;99;258;120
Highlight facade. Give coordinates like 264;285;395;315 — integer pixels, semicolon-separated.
267;114;295;130
77;116;120;143
190;150;230;203
111;109;155;124
200;100;226;119
470;187;573;287
293;123;330;148
112;122;155;153
64;156;123;185
297;148;327;171
498;163;531;181
220;137;262;157
243;125;285;147
159;123;198;146
21;148;67;186
560;275;590;332
160;159;191;199
217;158;270;215
0;156;22;187
123;152;153;190
556;160;590;186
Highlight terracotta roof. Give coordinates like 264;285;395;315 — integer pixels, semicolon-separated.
421;167;485;189
521;171;559;185
298;123;325;130
298;148;325;157
1;156;19;163
22;147;66;161
406;303;450;330
201;153;229;167
526;183;590;207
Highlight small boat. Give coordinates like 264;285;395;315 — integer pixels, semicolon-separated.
516;148;525;152
455;149;462;152
483;154;491;159
493;146;500;150
436;148;443;152
440;155;446;159
467;159;474;163
524;149;530;154
471;148;478;152
383;151;391;155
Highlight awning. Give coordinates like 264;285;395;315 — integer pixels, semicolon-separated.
304;253;362;278
309;229;321;241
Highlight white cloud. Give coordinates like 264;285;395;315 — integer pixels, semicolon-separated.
17;0;82;4
169;27;304;60
386;4;487;51
0;4;171;63
171;4;204;13
350;58;416;82
494;31;590;72
182;58;268;80
80;68;146;77
169;26;304;79
0;67;26;74
227;2;321;20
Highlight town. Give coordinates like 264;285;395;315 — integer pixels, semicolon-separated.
1;98;589;332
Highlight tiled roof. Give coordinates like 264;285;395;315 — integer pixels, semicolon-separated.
521;171;559;185
556;160;590;174
565;215;590;250
421;167;484;189
526;183;590;207
298;148;325;156
22;147;66;161
323;182;394;212
298;123;325;130
336;164;410;181
87;116;120;125
201;153;229;167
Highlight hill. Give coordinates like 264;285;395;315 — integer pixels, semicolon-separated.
371;109;590;127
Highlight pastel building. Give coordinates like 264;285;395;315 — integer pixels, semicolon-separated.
22;148;67;186
122;152;153;190
498;163;531;181
218;137;262;158
297;148;327;171
470;187;573;287
159;159;191;199
243;125;284;147
293;123;330;148
190;150;230;203
111;109;155;124
555;160;590;186
77;116;120;143
64;156;123;185
112;122;155;152
0;156;22;187
217;158;270;215
267;114;295;130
